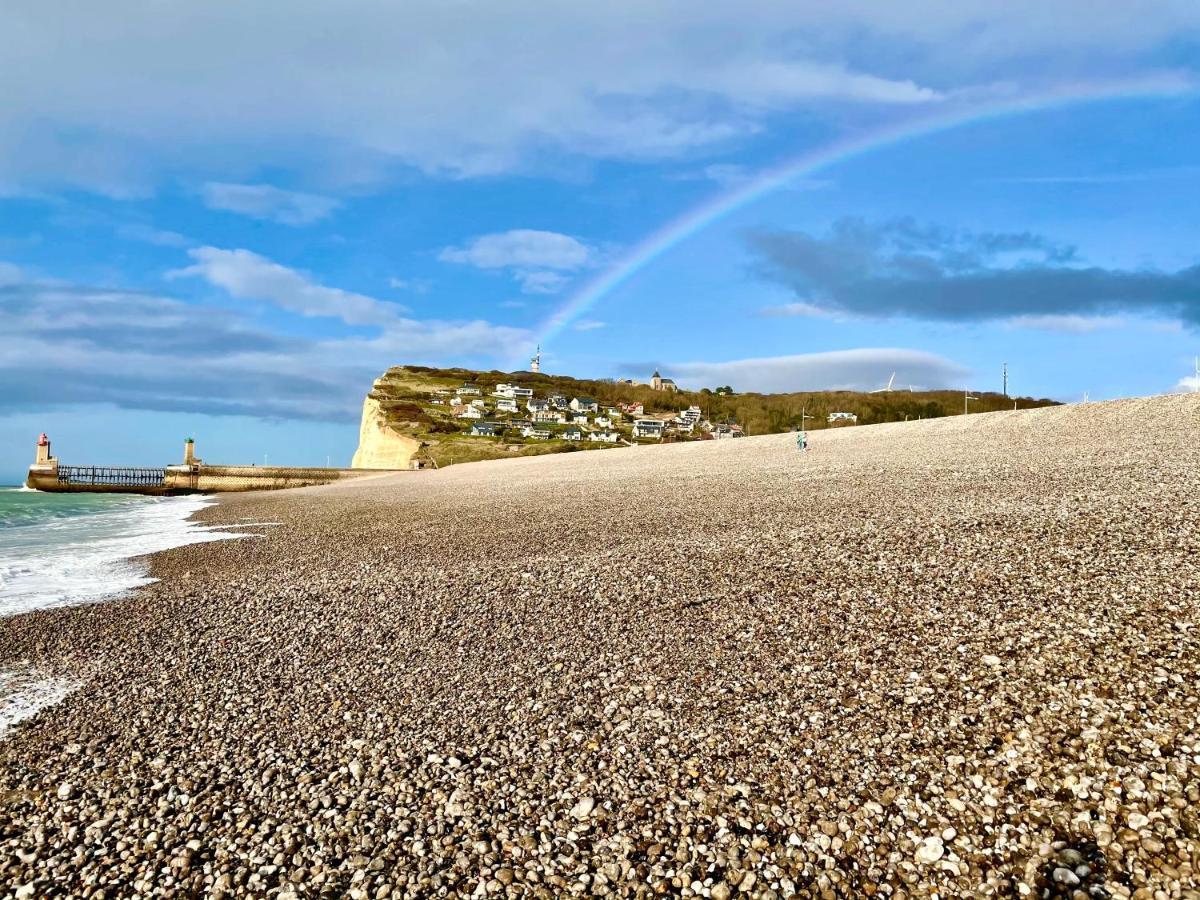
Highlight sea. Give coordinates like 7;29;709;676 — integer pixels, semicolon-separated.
0;485;250;737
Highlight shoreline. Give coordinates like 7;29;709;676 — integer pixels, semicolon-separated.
1;395;1198;898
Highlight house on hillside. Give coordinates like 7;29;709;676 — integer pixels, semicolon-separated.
455;405;483;420
632;418;666;439
510;386;533;400
527;398;549;414
496;398;519;413
470;421;502;437
456;384;482;397
562;427;584;441
712;422;744;439
680;405;702;423
828;411;858;425
570;397;599;413
523;427;552;440
532;410;560;423
494;383;516;398
588;430;621;443
570;413;590;425
594;416;612;428
620;402;644;416
548;394;568;409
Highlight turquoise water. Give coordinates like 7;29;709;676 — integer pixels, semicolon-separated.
0;486;154;528
0;486;245;617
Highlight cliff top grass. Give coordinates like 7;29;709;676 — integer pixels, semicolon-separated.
375;364;1059;436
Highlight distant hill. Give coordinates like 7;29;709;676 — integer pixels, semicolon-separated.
352;365;1060;469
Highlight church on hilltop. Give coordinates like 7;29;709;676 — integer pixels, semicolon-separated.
650;370;678;392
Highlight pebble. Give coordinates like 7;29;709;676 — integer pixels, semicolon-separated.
1;395;1197;899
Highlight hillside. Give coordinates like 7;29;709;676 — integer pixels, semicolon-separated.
351;365;1059;468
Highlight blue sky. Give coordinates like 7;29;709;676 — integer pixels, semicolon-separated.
2;2;1199;480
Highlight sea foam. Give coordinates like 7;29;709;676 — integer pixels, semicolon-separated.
0;494;248;618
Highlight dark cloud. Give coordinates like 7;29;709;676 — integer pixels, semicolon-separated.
0;280;373;421
746;217;1200;324
0;258;530;421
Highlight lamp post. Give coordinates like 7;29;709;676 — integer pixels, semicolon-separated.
964;391;978;415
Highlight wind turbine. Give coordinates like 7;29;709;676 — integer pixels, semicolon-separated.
871;372;896;393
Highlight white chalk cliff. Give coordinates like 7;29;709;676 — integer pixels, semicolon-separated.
351;394;421;469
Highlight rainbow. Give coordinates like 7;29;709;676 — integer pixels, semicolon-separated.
521;75;1196;366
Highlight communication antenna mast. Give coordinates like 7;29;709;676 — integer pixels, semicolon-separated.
1002;362;1008;397
530;344;541;374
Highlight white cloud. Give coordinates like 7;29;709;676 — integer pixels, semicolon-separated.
516;271;571;295
1176;375;1200;393
172;247;403;326
116;223;192;248
440;229;595;295
202;182;339;225
664;348;968;393
0;262;22;286
574;320;607;331
760;301;849;320
389;277;431;294
1004;313;1127;332
440;230;592;271
10;2;1178;189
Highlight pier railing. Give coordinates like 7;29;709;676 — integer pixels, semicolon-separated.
56;466;167;488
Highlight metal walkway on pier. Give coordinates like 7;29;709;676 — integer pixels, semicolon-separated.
56;465;167;488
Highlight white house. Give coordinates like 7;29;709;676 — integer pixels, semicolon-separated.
570;413;590;425
527;398;549;413
547;394;568;409
562;427;584;441
510;386;533;400
569;397;599;413
470;421;502;437
470;398;487;408
456;405;483;420
456;384;482;397
673;420;695;434
828;411;858;425
632;418;666;439
594;416;612;428
680;405;702;423
588;430;621;443
494;383;516;398
496;398;519;413
522;425;552;440
533;410;559;423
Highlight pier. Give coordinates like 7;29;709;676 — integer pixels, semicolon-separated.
25;435;399;495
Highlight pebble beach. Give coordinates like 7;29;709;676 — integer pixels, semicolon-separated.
1;395;1198;899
